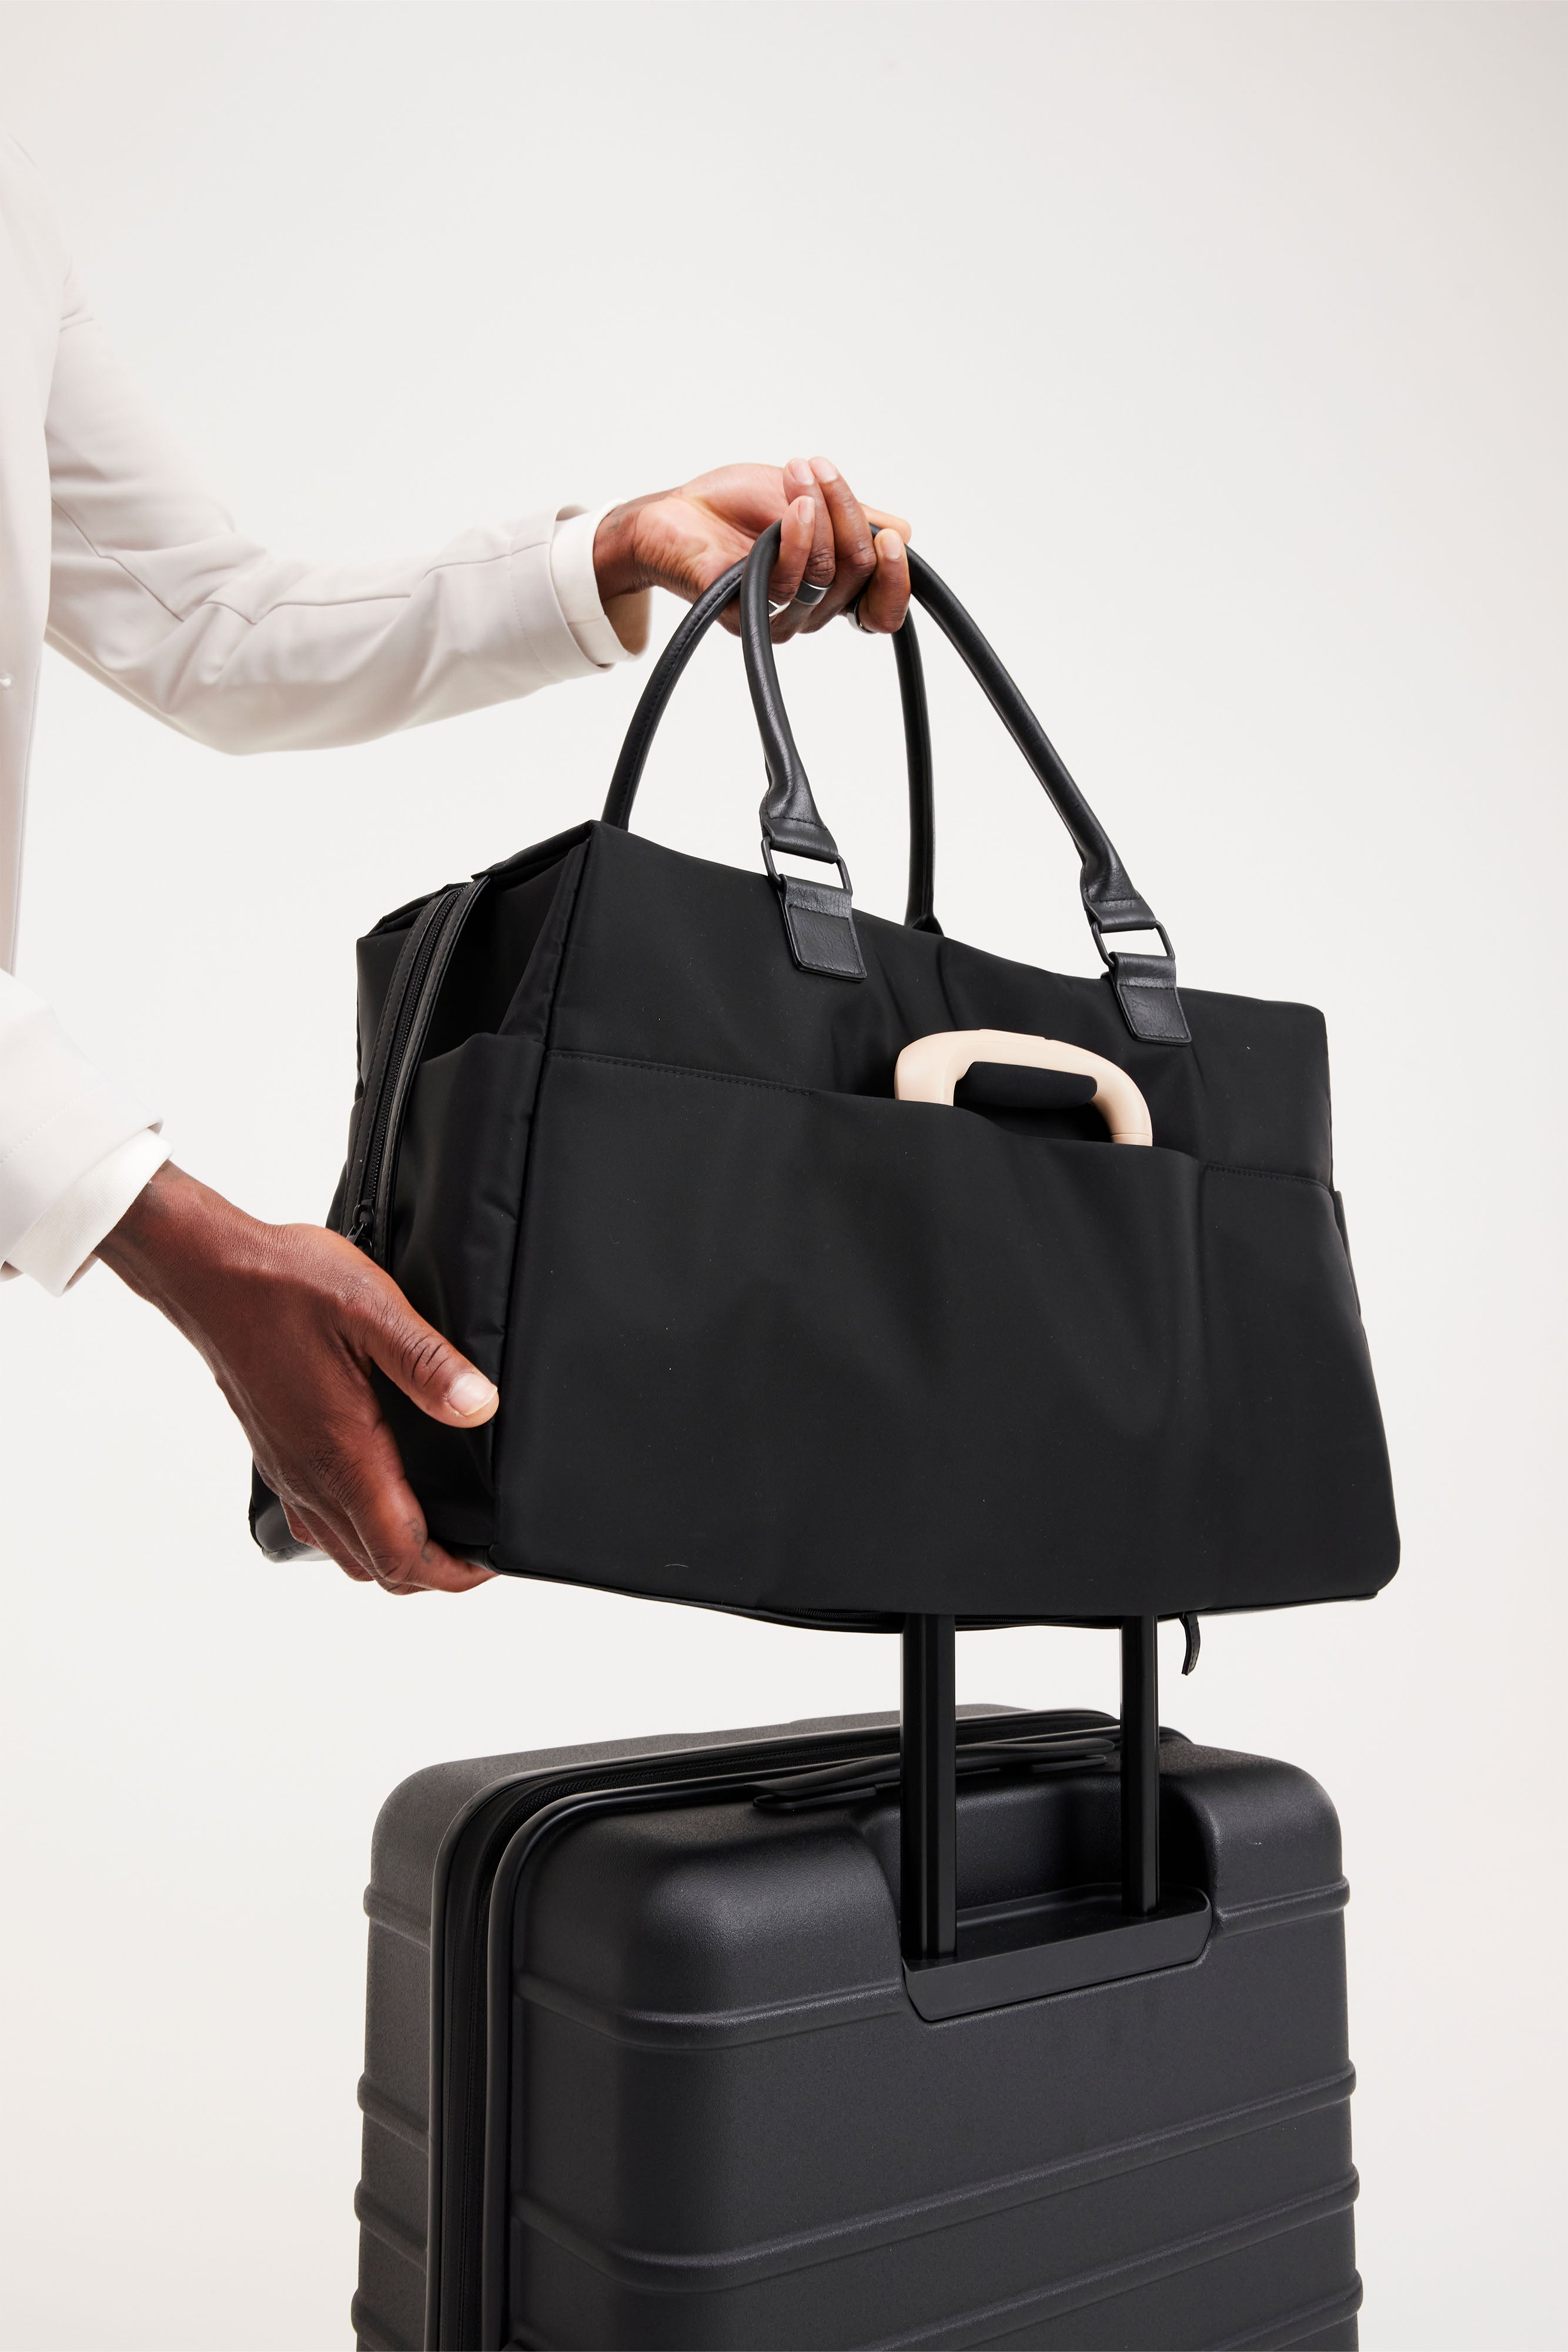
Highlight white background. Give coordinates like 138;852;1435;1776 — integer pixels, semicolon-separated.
1;4;1563;2345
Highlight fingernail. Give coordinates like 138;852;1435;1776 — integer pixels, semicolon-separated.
810;455;839;484
785;456;814;487
793;495;816;527
878;529;905;561
448;1370;497;1417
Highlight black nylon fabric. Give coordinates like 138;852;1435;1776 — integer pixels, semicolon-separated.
353;818;1398;1622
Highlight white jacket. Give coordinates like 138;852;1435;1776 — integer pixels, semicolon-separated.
0;134;635;1292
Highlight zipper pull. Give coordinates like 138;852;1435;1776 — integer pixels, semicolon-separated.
345;1202;375;1254
1181;1613;1201;1676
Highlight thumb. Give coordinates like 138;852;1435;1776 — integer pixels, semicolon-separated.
358;1278;499;1427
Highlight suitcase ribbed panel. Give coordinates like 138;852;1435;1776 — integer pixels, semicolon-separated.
355;1719;1360;2351
354;1715;898;2350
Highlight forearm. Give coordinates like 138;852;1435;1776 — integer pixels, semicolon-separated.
46;313;640;750
96;1162;269;1342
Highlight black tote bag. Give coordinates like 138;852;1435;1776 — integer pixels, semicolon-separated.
252;531;1398;1628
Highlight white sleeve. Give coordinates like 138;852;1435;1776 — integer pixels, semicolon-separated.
0;971;162;1278
9;272;644;1295
43;295;637;749
549;508;648;666
5;1125;168;1294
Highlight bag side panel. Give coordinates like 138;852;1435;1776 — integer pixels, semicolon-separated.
375;844;587;1546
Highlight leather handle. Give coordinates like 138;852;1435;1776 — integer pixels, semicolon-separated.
739;537;1189;1044
903;552;1155;938
601;550;937;926
894;617;940;933
739;525;841;862
603;528;1188;1043
601;558;744;830
739;534;1153;918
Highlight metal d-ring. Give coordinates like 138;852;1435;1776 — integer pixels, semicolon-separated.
760;838;854;900
1089;915;1177;973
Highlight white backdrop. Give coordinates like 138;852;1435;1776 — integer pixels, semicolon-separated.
1;4;1563;2346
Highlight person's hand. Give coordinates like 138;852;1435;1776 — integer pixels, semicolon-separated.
593;457;912;641
99;1163;497;1596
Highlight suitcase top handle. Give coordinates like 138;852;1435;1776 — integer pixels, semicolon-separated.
601;523;1190;1045
895;1028;1154;1145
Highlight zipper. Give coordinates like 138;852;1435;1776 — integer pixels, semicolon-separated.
440;1739;875;2347
427;1708;1119;2348
342;877;487;1263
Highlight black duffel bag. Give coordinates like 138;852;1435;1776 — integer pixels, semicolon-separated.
252;529;1398;1626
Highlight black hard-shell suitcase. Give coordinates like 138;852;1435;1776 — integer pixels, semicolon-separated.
353;1651;1360;2350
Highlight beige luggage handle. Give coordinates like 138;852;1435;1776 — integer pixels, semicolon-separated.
894;1028;1153;1145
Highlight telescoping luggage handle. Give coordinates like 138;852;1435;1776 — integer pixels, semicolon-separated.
894;1027;1154;1141
890;1043;1202;2010
602;523;1191;1045
898;1615;1209;2019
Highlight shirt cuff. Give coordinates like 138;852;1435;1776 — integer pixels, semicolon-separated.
548;506;647;667
0;980;163;1261
6;1127;169;1295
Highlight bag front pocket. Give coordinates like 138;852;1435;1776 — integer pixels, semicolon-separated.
495;1053;1395;1618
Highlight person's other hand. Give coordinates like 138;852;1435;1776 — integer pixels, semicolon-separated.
593;457;912;640
99;1163;497;1596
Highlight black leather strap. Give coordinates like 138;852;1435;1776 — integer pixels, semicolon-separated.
737;527;842;863
738;528;867;978
601;561;746;831
904;550;1187;1040
904;553;1155;936
894;617;940;934
600;529;1186;1041
740;534;1188;1045
600;553;937;934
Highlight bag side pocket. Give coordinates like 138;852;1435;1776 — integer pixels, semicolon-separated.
377;1033;543;1549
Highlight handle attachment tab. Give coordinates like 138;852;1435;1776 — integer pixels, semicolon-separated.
741;527;867;980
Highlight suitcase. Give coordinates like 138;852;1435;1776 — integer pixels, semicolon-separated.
353;1621;1360;2350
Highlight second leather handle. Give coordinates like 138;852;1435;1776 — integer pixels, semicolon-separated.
600;547;938;930
739;533;1161;941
